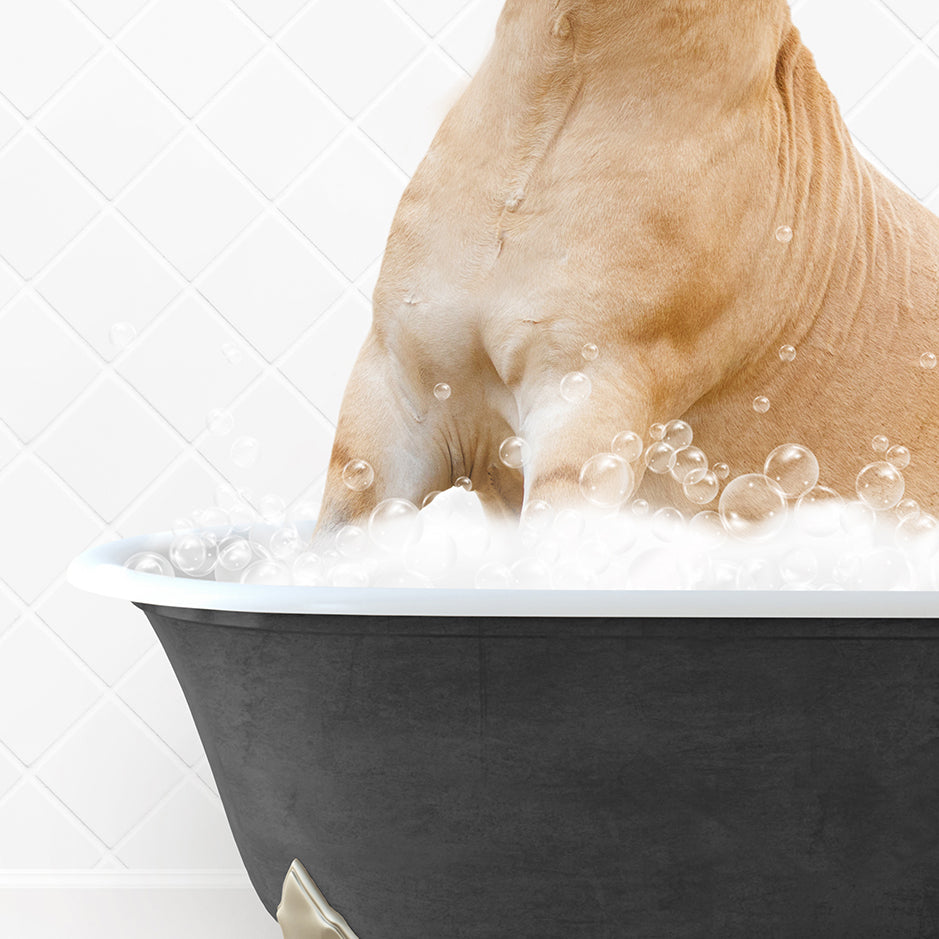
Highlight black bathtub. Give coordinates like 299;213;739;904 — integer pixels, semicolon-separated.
70;533;939;937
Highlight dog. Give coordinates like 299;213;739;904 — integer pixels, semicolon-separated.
313;0;939;539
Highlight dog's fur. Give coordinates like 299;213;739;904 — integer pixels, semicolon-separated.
314;0;939;536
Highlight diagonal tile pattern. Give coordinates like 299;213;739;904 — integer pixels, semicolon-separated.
0;0;937;887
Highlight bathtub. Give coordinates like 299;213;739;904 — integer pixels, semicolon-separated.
69;531;939;937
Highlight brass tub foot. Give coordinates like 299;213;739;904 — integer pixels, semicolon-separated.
276;859;360;939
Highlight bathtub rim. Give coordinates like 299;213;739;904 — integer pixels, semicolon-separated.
67;530;939;618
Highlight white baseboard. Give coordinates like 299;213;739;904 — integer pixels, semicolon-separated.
0;874;282;939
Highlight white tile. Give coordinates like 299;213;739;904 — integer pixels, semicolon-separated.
0;617;100;763
362;50;467;175
0;421;18;474
197;373;334;504
0;262;20;311
0;748;18;800
117;648;205;765
39;52;183;198
438;0;502;75
396;0;473;36
116;778;244;869
851;52;939;198
281;134;404;280
795;0;912;113
117;456;221;537
119;0;262;117
199;51;343;198
0;133;100;278
0;98;21;149
357;255;384;303
0;295;99;441
200;216;345;360
38;700;182;847
233;0;307;35
36;376;181;521
0;781;102;868
38;580;155;685
71;0;149;36
118;132;262;278
0;584;22;637
0;0;101;116
280;291;371;424
36;214;180;361
882;0;939;36
279;0;424;117
0;456;102;602
116;296;262;440
195;756;220;796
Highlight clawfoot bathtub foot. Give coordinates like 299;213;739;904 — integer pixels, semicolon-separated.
276;859;360;939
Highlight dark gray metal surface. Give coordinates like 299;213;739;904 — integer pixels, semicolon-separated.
138;604;939;937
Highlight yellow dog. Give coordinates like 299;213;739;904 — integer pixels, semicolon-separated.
314;0;939;537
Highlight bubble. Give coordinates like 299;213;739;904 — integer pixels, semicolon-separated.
688;511;726;548
560;371;592;403
671;446;707;485
109;322;137;349
231;436;260;468
795;486;844;537
406;530;458;579
258;493;287;524
920;352;937;370
713;462;730;480
241;560;291;585
369;499;422;551
455;475;473;491
221;342;243;364
172;516;195;535
644;442;677;474
719;474;788;542
342;459;374;492
499;436;531;469
229;501;256;527
579;453;634;508
649;423;666;441
269;525;303;561
292;552;326;586
475;562;513;589
662;420;693;451
611;431;643;463
886;445;911;470
652;507;684;541
683;470;720;505
421;491;441;509
511;557;551;588
775;225;793;244
631;499;650;517
433;382;452;400
763;444;819;499
125;551;174;577
753;396;771;414
206;408;234;436
290;500;320;526
248;522;276;558
779;345;797;363
737;558;783;590
841;500;876;536
780;548;818;586
335;525;367;558
521;499;554;535
217;537;253;572
581;342;599;361
856;461;905;511
629;548;684;588
330;563;370;588
553;508;585;541
193;507;231;537
169;532;217;576
896;513;939;549
871;435;889;453
896;498;920;522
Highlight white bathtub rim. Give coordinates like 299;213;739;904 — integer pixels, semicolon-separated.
67;530;939;619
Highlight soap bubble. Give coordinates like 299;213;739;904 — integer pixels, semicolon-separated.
521;499;554;535
886;445;910;470
920;352;937;370
662;420;693;451
330;563;370;588
779;345;797;362
231;436;260;468
719;474;788;542
369;499;422;551
579;453;634;507
248;522;276;558
241;560;290;585
342;459;374;492
511;557;551;588
217;537;252;572
206;408;234;436
753;396;771;414
433;383;452;400
871;435;889;453
896;498;920;522
763;444;819;499
194;507;231;534
269;525;303;561
475;562;513;589
671;447;707;484
335;525;368;558
713;462;730;480
775;225;793;244
896;513;939;548
221;342;243;364
125;552;174;577
688;511;725;548
581;342;599;361
780;548;818;586
421;491;441;509
631;498;650;517
629;548;684;588
644;442;677;474
795;486;844;536
455;475;473;491
406;530;458;579
611;431;643;463
683;470;719;505
737;557;783;590
856;461;905;511
109;322;137;349
553;508;585;540
649;423;666;441
292;552;326;586
560;371;592;403
841;500;876;536
499;436;531;469
229;500;256;527
172;516;194;535
169;532;217;576
652;507;685;541
258;493;286;524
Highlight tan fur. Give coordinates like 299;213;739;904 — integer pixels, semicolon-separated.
314;0;939;536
